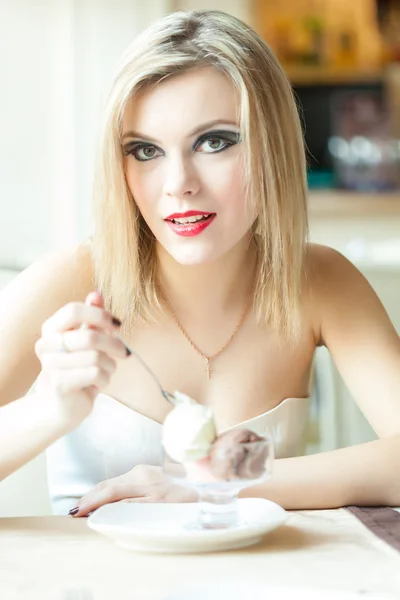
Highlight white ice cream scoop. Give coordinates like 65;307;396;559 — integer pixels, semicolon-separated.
111;330;216;462
162;392;217;462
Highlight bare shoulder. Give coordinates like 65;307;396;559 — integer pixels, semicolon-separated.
304;242;358;284
302;248;400;440
0;241;95;404
303;242;395;345
0;240;94;309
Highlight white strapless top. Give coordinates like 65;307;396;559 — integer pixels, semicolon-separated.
46;393;310;515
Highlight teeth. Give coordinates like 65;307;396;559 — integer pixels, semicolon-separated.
172;214;210;224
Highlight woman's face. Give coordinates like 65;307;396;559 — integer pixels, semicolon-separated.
122;67;257;266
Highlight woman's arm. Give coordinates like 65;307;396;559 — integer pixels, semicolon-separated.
0;391;77;481
0;243;93;479
245;245;400;508
0;243;93;405
242;436;400;508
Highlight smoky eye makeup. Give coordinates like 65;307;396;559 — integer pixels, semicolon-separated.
122;141;163;161
193;130;241;152
121;128;242;160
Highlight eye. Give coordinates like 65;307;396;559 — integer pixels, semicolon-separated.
194;131;241;154
124;143;163;162
199;138;227;153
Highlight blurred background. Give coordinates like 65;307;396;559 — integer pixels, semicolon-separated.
0;0;399;516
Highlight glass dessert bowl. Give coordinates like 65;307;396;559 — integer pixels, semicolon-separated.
162;393;274;530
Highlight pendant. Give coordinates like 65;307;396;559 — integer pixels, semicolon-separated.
205;358;212;380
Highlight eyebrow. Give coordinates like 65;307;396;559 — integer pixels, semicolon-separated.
121;119;239;143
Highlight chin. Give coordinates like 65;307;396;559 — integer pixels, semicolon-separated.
165;240;226;266
171;249;218;266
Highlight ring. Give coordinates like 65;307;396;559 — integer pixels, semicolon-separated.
60;332;70;353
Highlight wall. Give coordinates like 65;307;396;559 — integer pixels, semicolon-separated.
0;0;172;271
1;0;60;268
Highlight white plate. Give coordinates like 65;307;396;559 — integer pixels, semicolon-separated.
87;497;287;553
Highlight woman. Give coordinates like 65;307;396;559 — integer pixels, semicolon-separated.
1;10;399;516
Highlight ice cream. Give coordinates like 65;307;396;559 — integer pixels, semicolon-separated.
209;429;268;481
162;391;217;462
162;392;268;482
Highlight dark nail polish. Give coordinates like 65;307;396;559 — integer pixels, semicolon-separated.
68;506;79;516
112;317;122;327
125;345;132;356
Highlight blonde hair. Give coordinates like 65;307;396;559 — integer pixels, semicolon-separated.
92;9;308;338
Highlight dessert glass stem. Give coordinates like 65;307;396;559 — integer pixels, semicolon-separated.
196;488;240;529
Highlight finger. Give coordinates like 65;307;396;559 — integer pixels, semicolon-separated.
71;479;147;517
41;302;121;336
128;496;159;503
47;365;115;396
85;291;104;309
40;350;117;375
126;485;196;503
81;292;112;398
36;329;128;359
84;292;105;336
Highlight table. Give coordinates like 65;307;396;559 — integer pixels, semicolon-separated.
1;508;400;600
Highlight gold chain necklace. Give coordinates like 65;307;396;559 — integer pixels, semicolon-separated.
167;297;252;380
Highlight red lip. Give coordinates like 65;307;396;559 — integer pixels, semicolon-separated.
165;210;212;220
165;214;216;237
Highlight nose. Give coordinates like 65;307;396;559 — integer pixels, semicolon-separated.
163;153;200;198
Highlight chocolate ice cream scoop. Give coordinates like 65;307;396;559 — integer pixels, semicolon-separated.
209;428;268;481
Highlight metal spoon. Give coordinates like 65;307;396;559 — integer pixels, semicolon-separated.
115;333;176;405
82;295;176;406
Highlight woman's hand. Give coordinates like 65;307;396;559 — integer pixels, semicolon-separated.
34;291;129;429
69;465;198;516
